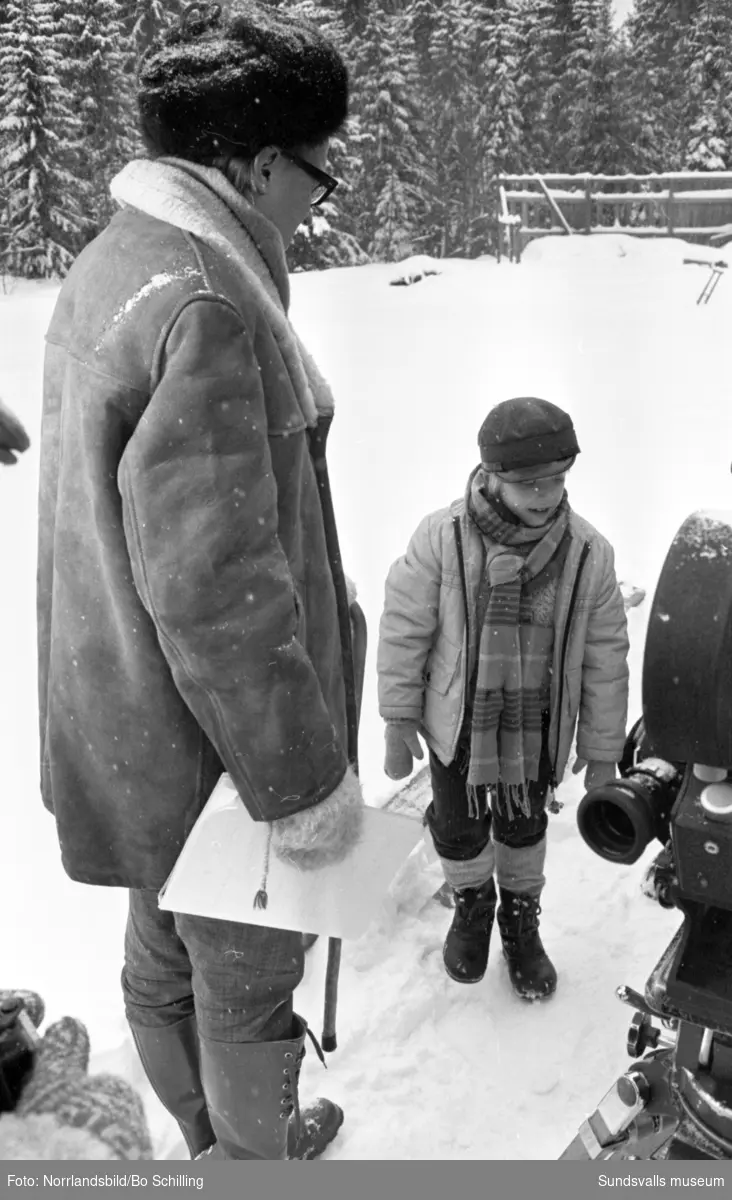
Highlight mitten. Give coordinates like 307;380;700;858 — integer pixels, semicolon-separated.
271;765;364;870
0;397;30;465
384;721;424;780
573;759;617;791
0;995;153;1161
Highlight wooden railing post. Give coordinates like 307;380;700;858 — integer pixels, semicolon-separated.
495;178;502;265
495;172;732;252
535;174;574;235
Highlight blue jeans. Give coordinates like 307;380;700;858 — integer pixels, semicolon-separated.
122;890;305;1043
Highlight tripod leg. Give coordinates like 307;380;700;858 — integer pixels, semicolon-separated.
560;1112;678;1161
558;1055;678;1161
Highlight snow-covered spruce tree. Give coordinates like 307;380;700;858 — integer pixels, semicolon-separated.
348;0;431;262
58;0;137;238
514;0;559;171
121;0;182;61
472;0;525;255
275;0;370;269
682;0;732;170
0;0;84;277
409;0;438;76
567;0;633;173
532;0;578;173
288;120;371;270
421;0;479;257
624;0;697;170
559;0;597;173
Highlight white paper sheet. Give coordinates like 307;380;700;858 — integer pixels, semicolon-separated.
158;773;424;940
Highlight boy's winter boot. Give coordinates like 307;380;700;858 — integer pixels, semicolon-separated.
497;888;557;1001
442;878;497;984
199;1015;344;1160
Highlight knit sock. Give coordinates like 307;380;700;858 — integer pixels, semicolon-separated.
494;837;547;897
439;841;495;891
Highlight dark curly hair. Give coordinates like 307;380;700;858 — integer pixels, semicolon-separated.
137;1;349;164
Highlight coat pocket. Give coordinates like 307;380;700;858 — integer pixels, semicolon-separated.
424;636;462;697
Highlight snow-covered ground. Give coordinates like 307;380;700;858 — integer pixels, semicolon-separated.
2;232;731;1159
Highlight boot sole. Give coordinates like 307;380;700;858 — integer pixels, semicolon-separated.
501;952;557;1001
443;958;487;985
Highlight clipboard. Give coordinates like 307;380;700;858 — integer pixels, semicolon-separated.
159;773;424;940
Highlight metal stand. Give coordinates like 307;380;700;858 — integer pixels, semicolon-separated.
561;941;732;1161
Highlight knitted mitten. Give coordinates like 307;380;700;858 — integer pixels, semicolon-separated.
271;766;364;870
0;1004;153;1161
384;720;424;780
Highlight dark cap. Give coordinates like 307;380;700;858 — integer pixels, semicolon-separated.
478;397;580;472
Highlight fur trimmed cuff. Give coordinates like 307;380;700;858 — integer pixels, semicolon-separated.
271;767;364;870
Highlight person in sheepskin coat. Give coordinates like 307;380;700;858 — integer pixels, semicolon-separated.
37;1;363;1162
378;398;629;999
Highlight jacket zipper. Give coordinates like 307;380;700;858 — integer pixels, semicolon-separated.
550;539;592;788
451;515;472;726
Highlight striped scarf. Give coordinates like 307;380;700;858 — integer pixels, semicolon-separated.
466;471;570;817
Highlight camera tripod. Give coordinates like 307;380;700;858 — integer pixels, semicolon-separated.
560;928;732;1161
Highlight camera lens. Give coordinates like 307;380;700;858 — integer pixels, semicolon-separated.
577;782;657;865
593;800;638;854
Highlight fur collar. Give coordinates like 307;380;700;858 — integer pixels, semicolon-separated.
110;158;334;427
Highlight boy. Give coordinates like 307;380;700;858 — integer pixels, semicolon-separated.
377;398;629;1000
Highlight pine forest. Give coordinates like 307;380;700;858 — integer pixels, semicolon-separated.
1;0;732;277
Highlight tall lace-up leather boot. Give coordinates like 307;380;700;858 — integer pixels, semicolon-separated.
199;1015;343;1160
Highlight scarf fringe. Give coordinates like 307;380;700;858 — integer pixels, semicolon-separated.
466;781;536;822
496;782;535;822
466;784;483;820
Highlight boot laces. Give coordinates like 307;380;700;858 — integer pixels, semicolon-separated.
279;1026;328;1141
456;884;495;928
280;1050;302;1140
503;894;542;941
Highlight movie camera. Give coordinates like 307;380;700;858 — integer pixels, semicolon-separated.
562;510;732;1161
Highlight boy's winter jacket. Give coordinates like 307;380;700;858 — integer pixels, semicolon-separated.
377;499;629;786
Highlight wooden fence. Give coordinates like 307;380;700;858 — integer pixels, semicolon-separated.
496;172;732;262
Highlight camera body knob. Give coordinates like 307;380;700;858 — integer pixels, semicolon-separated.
699;781;732;820
694;765;728;783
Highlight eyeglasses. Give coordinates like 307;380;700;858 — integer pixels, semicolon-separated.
279;150;340;207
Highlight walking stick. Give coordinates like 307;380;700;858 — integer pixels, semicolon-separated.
321;598;367;1053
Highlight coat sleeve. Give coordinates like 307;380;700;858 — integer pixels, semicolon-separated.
575;543;630;764
117;296;347;822
377;513;442;722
